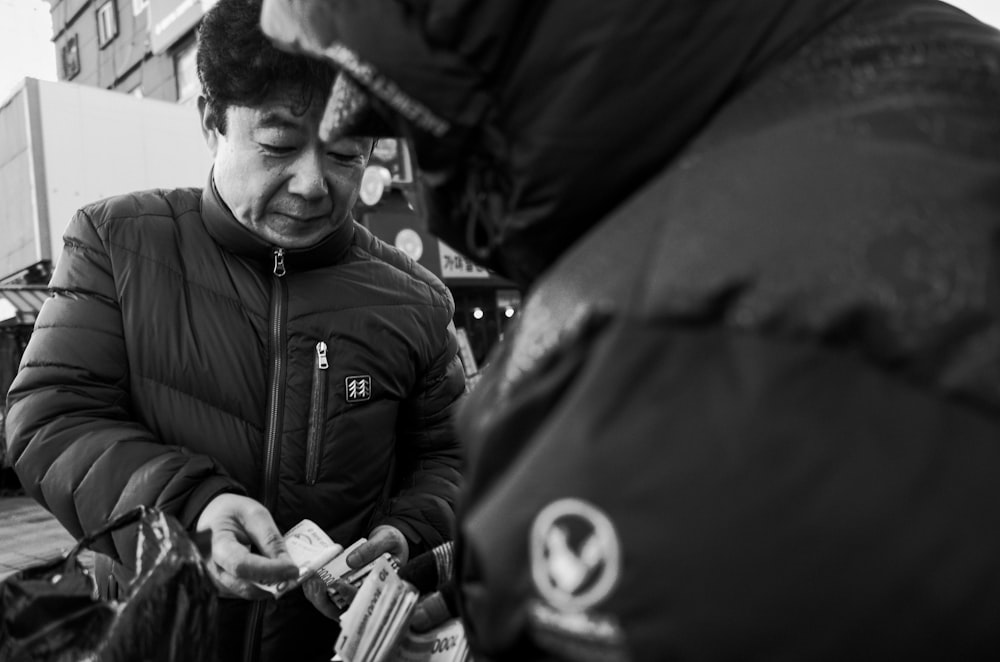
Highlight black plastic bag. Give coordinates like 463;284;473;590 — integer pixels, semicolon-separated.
0;506;217;662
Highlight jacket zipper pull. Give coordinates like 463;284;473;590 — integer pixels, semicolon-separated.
273;248;286;277
316;341;328;369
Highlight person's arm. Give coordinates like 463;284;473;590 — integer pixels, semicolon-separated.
348;319;465;567
302;321;465;619
5;208;242;564
380;324;466;555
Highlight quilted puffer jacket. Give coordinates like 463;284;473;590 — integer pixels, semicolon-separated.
5;178;465;661
452;4;1000;660
264;0;1000;658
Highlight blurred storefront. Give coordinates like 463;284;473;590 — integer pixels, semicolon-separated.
356;138;520;382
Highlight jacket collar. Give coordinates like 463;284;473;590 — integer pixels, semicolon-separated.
200;170;355;273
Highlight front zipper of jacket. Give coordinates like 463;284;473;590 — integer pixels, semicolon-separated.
245;247;288;662
263;247;287;510
305;340;329;485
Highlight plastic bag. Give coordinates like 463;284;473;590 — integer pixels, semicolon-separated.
0;506;217;662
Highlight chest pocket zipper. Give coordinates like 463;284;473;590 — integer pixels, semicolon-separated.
305;340;329;485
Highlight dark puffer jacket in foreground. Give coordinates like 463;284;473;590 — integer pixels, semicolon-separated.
5;179;465;660
451;3;1000;660
274;0;1000;658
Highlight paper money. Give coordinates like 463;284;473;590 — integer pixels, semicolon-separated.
336;555;419;662
320;541;401;610
316;538;368;587
391;618;471;662
252;519;344;598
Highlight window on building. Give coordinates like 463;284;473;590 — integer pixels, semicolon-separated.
62;35;81;80
97;1;119;49
131;0;149;16
174;38;202;104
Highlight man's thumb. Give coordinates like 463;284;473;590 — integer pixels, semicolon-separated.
243;515;291;561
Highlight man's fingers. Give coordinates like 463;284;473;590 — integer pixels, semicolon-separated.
302;577;342;620
210;531;251;574
330;578;358;604
346;539;375;568
196;494;299;599
235;508;300;582
238;555;302;585
350;525;409;567
212;531;299;585
240;509;293;561
410;591;452;633
205;559;276;600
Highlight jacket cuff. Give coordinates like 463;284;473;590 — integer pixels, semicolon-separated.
178;476;245;532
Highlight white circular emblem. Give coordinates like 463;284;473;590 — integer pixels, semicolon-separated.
530;498;621;612
359;165;392;206
394;228;424;261
372;138;399;162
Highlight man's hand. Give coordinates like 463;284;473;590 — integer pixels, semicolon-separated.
301;524;410;620
409;591;453;633
302;574;345;620
195;493;300;599
348;524;410;568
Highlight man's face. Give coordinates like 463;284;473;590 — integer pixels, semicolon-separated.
200;86;373;249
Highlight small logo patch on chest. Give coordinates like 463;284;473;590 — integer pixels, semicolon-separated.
344;375;372;403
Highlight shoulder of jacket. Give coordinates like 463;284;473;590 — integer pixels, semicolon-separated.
351;221;454;309
79;187;203;232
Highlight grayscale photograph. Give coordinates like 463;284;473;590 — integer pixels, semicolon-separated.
1;1;999;660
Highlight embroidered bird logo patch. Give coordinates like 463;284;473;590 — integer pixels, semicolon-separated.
530;498;621;612
545;523;604;595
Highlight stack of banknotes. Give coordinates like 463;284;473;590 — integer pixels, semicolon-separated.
335;555;420;662
391;618;471;662
250;519;473;661
317;539;401;609
252;519;345;598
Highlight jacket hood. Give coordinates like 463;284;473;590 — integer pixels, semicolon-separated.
264;0;864;285
201;170;355;273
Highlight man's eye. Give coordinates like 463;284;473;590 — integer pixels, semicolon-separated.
262;143;295;155
328;151;362;161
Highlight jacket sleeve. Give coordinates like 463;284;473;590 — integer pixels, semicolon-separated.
378;321;466;555
4;209;243;564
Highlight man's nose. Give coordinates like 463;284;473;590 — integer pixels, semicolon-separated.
287;150;329;200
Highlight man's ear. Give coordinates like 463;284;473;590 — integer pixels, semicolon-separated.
197;95;220;156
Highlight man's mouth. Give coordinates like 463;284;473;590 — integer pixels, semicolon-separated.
275;211;331;223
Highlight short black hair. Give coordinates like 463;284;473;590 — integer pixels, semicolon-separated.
196;0;336;134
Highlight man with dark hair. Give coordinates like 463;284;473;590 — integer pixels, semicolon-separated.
197;0;335;136
261;0;1000;659
5;0;466;660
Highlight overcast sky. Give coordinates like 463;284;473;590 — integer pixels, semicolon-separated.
1;0;999;104
0;0;56;102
